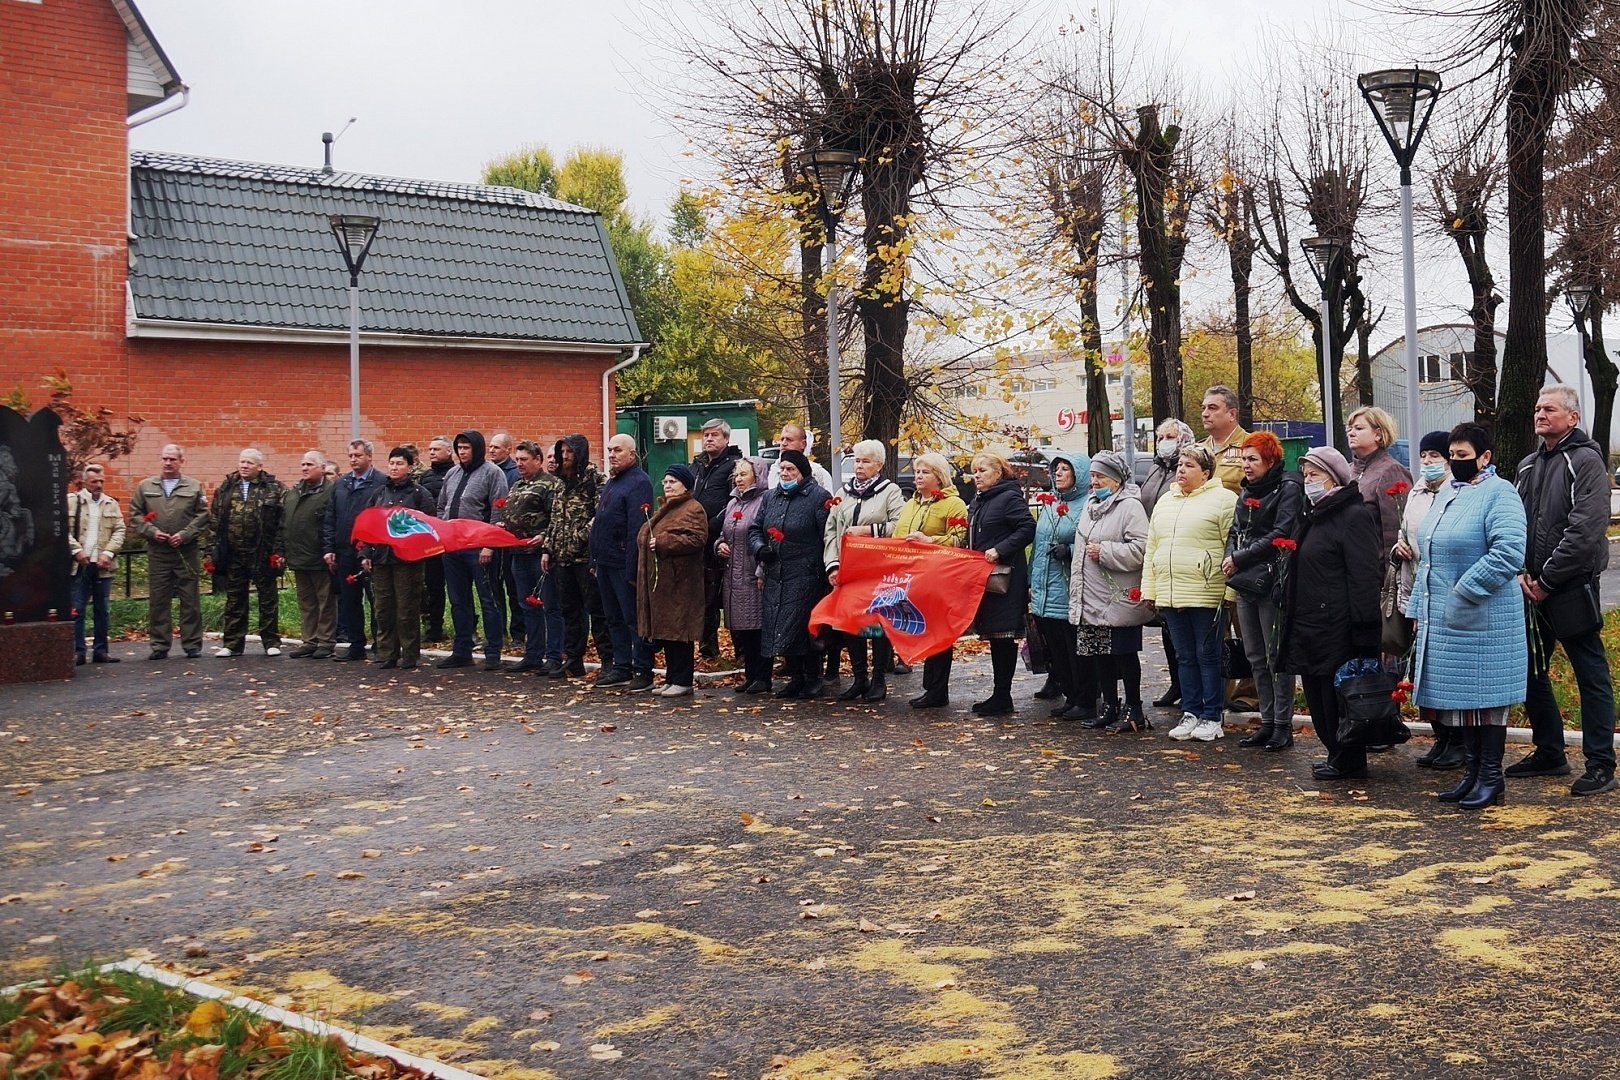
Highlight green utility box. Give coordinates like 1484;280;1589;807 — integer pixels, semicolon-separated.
1281;436;1311;472
617;400;760;482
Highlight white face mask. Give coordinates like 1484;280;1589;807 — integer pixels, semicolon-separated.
1304;480;1328;504
1155;439;1179;461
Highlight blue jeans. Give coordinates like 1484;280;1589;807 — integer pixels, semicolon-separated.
509;553;550;666
444;549;503;661
1162;607;1223;720
597;563;652;675
1526;610;1617;770
73;571;111;657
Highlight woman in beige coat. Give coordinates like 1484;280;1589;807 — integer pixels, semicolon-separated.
1069;451;1154;732
636;464;711;697
823;439;908;702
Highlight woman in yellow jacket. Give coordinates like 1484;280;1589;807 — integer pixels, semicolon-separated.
1141;445;1237;742
893;452;969;709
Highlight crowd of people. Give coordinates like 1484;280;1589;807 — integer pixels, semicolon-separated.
66;384;1615;802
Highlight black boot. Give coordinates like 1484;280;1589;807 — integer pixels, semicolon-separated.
1460;726;1507;809
1080;699;1114;729
1239;722;1276;748
1106;701;1149;734
1034;675;1063;700
1152;687;1181;708
1416;724;1450;767
1429;727;1467;770
1264;721;1295;751
863;673;887;702
775;676;805;699
1438;728;1482;803
972;692;1014;716
838;674;869;700
912;651;952;708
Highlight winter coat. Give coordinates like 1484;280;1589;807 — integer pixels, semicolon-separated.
1139;457;1177;517
1394;479;1443;612
1141;477;1237;609
967;477;1037;637
894;485;969;546
418;460;451;504
1275;483;1383;676
548;434;600;566
1028;456;1088;620
1514;426;1611;592
128;474;209;551
1408;475;1528;709
322;467;383;562
360;477;436;565
589;462;653;573
437;430;509;531
504;471;563;547
66;490;124;579
1352;446;1411;559
635;492;710;642
1223;463;1304;598
718;467;769;632
749;479;831;656
1069;483;1153;628
692;443;744;530
277;479;332;572
823;476;906;572
211;471;286;576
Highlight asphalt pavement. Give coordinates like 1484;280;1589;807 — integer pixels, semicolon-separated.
4;641;1620;1078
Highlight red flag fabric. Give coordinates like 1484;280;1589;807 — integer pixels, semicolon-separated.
810;536;994;664
351;506;528;560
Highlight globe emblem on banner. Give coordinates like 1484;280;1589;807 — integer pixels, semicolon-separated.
866;573;926;635
386;509;439;540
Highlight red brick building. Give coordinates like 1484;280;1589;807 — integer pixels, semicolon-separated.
1;0;642;492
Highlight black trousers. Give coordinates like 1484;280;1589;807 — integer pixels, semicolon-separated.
421;554;445;636
842;632;891;681
557;561;611;667
921;648;953;699
732;628;773;685
1302;672;1365;771
658;639;695;686
1034;616;1094;706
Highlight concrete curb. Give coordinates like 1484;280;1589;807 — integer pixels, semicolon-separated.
3;958;484;1080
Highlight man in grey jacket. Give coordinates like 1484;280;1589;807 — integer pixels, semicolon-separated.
1509;384;1616;796
436;429;509;671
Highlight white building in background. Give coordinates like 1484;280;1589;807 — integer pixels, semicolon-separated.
1369;325;1617;449
942;348;1148;451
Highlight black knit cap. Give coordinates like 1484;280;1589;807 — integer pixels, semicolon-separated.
779;449;812;479
1420;430;1452;456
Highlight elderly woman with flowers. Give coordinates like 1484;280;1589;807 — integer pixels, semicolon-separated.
1029;451;1093;720
636;464;713;697
894;452;969;708
717;456;772;694
823;440;908;702
1069;451;1154;733
960;448;1037;716
750;450;832;698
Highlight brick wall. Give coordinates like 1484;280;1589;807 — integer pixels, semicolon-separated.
0;0;130;398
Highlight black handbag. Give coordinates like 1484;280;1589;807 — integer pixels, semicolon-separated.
984;565;1013;595
1335;671;1411;747
1226;558;1275;599
1021;613;1049;674
1537;580;1603;641
1380;557;1413;655
1220;608;1252;679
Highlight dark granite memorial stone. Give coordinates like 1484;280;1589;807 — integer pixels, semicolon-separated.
0;406;71;622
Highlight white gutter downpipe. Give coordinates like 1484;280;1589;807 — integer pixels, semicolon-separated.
603;344;645;469
127;85;190;129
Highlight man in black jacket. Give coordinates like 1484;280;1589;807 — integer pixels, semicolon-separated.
417;436;454;642
691;418;742;659
322;439;382;661
1510;385;1617;796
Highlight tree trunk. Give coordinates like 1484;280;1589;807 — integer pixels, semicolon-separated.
800;236;829;458
1231;240;1254;430
1128;106;1185;424
1082;293;1109;455
1356;318;1375;408
1586;306;1618;461
856;168;913;471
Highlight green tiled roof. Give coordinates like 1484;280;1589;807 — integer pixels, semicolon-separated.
128;151;641;347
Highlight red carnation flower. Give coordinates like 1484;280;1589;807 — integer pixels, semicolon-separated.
641;502;652;515
143;511;157;522
523;595;543;608
1385;482;1410;497
345;573;360;585
1272;537;1298;551
1397;679;1414;692
269;554;285;571
1244;497;1261;509
824;496;842;508
732;510;743;522
493;497;507;509
1036;492;1057;505
203;559;215;573
947;516;968;528
767;526;785;542
1055;503;1069;516
1127;587;1143;602
1390;689;1409;703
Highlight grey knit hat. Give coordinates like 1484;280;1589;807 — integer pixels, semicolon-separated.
1090;450;1128;484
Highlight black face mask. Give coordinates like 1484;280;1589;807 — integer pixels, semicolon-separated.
1450;457;1480;483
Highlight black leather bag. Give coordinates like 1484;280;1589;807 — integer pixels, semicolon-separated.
1380;558;1413;655
1336;671;1411;747
1538;580;1603;641
1226;559;1275;599
1220;608;1252;679
984;565;1012;595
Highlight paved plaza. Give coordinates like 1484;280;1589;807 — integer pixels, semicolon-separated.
4;645;1619;1078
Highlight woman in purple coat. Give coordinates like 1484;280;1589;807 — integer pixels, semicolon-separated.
717;457;771;693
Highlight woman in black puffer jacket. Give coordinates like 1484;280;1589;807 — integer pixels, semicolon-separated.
961;448;1037;716
1222;432;1303;751
748;450;832;699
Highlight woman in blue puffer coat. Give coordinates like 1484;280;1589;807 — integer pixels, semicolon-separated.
1028;450;1093;720
1408;422;1527;809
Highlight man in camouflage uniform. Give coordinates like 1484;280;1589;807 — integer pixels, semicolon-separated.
502;440;563;672
129;444;212;660
550;433;611;678
210;448;286;657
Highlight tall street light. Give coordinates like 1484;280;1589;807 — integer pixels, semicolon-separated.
329;214;381;443
1301;236;1348;447
803;147;858;489
1361;67;1442;471
1566;283;1596;420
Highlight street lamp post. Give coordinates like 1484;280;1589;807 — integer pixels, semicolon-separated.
1567;284;1596;419
329;214;381;443
1301;236;1348;447
1360;67;1442;472
802;148;858;490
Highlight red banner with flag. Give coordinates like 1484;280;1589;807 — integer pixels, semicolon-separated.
810;537;994;664
351;506;528;561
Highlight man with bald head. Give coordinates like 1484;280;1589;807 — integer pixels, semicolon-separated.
589;433;655;689
129;443;211;659
210;448;286;657
278;451;337;658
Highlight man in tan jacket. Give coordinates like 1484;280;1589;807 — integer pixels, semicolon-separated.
68;463;125;664
128;444;211;660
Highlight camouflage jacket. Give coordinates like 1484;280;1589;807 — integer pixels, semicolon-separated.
503;472;562;545
211;472;286;574
549;464;602;565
